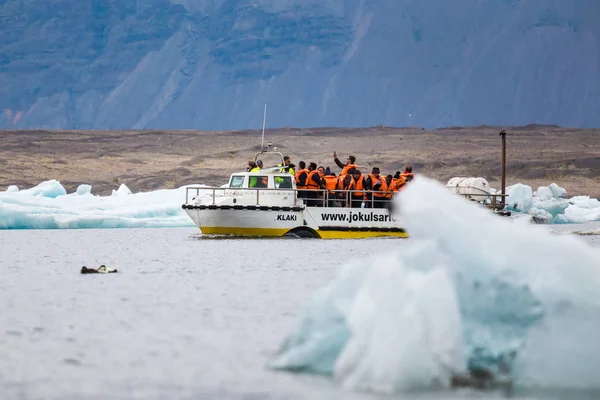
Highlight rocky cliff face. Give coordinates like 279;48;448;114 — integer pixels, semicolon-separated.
1;0;599;130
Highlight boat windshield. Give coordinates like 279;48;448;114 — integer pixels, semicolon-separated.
274;176;293;189
229;175;245;188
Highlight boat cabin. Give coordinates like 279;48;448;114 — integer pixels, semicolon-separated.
228;171;296;190
226;148;296;190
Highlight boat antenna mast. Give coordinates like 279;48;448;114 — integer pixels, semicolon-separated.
261;103;267;151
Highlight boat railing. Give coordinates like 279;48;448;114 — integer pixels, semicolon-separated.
185;186;412;208
185;187;509;210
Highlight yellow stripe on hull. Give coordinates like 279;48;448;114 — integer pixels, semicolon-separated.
317;230;409;239
199;226;409;239
200;226;291;237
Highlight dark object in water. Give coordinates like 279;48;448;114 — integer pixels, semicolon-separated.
81;265;118;274
451;367;513;394
531;215;551;224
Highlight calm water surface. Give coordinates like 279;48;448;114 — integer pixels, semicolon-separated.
1;227;599;400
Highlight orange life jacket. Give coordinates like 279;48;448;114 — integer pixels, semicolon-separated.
323;175;337;191
390;176;406;192
369;174;388;198
336;175;354;205
341;163;359;176
306;170;321;190
295;169;309;189
351;175;365;197
384;179;394;198
337;175;354;190
401;172;414;179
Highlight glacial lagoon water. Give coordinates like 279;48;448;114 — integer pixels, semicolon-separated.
1;226;600;400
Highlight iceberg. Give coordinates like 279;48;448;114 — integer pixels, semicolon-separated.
505;183;600;224
268;176;600;394
0;180;208;229
1;179;599;229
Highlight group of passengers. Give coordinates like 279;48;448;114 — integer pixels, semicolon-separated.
247;153;414;208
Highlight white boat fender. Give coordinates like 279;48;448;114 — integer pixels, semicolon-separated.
81;265;118;274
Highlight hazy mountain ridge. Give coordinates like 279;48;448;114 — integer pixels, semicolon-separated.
1;0;599;130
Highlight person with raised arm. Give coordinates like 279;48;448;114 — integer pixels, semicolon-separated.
333;151;359;176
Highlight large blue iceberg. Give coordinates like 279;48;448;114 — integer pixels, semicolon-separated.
0;180;208;229
268;176;600;394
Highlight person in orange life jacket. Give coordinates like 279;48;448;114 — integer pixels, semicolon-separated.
322;167;338;207
384;174;394;199
315;165;326;187
337;170;355;207
350;169;370;208
333;151;359;176
366;167;388;208
401;166;414;188
401;165;414;180
294;161;309;200
314;166;329;206
389;171;407;194
305;162;323;206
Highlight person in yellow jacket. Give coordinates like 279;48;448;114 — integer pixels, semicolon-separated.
248;160;264;187
278;156;295;175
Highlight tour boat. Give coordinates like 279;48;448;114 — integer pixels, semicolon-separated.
181;150;408;239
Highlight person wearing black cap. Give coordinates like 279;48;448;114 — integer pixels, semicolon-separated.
366;167;388;208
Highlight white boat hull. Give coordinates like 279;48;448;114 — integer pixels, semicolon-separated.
183;205;407;239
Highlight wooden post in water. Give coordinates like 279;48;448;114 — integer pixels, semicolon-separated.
499;130;507;207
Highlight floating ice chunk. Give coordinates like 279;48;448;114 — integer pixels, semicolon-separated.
528;207;553;224
334;241;465;393
111;183;132;196
534;186;553;199
76;184;92;195
553;214;569;224
569;196;600;209
549;183;567;198
270;176;600;394
504;183;599;224
563;203;600;224
268;256;365;374
532;197;569;218
6;185;19;193
22;179;67;198
0;180;209;229
505;183;533;212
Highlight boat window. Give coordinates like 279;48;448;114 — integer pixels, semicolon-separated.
229;175;245;188
274;176;293;189
249;175;269;188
